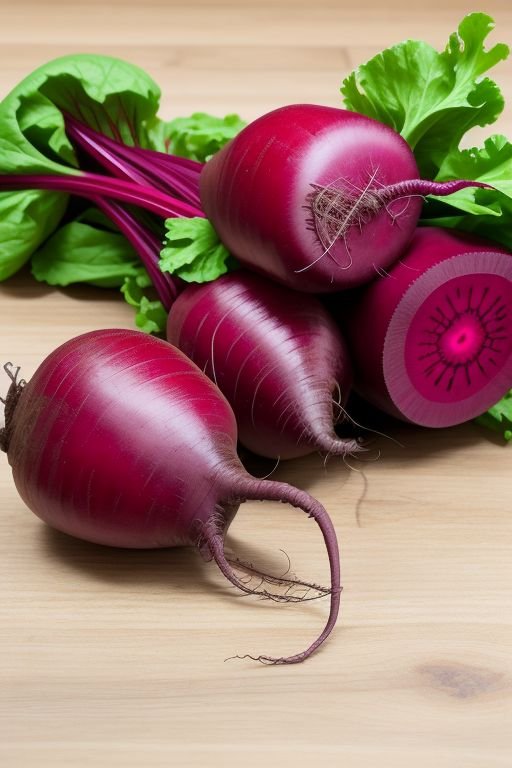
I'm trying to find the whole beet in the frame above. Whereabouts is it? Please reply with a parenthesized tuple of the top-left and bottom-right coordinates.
(167, 270, 360, 460)
(1, 329, 341, 664)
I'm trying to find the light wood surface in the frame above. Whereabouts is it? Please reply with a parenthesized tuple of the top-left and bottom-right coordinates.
(1, 2, 512, 766)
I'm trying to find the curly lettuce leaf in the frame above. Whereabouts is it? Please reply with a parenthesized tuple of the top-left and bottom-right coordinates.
(342, 13, 509, 176)
(153, 112, 246, 162)
(121, 268, 167, 334)
(159, 217, 236, 283)
(436, 134, 512, 196)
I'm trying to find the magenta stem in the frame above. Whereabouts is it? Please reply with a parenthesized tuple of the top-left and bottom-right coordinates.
(65, 114, 202, 208)
(0, 172, 205, 220)
(93, 197, 181, 309)
(378, 178, 492, 201)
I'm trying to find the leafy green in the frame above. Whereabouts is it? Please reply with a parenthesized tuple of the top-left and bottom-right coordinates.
(150, 115, 245, 283)
(421, 135, 512, 249)
(160, 217, 235, 283)
(31, 212, 140, 287)
(0, 56, 244, 287)
(0, 189, 67, 280)
(422, 207, 512, 253)
(436, 133, 512, 199)
(0, 54, 164, 280)
(121, 268, 167, 334)
(341, 13, 509, 176)
(475, 392, 512, 441)
(157, 112, 246, 162)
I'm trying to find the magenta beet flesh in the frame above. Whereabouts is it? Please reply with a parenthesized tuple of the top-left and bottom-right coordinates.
(343, 228, 512, 427)
(167, 271, 359, 459)
(200, 104, 422, 292)
(2, 329, 341, 664)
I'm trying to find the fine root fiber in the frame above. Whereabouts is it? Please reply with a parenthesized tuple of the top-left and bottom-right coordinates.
(0, 362, 26, 453)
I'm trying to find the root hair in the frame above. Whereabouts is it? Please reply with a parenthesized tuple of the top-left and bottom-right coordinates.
(0, 362, 26, 454)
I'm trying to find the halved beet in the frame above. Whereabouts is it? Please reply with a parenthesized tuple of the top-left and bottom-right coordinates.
(342, 227, 512, 427)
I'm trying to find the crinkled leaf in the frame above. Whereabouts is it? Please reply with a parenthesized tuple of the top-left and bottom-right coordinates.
(476, 392, 512, 441)
(121, 269, 167, 334)
(0, 189, 67, 280)
(341, 13, 509, 176)
(436, 134, 512, 194)
(421, 207, 512, 253)
(32, 215, 139, 287)
(425, 135, 512, 247)
(153, 112, 246, 162)
(160, 217, 235, 283)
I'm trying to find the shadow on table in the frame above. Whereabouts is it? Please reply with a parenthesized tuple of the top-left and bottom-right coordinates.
(40, 524, 223, 594)
(239, 415, 492, 497)
(39, 521, 324, 610)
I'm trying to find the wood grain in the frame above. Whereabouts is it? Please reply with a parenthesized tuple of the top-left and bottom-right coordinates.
(1, 2, 512, 766)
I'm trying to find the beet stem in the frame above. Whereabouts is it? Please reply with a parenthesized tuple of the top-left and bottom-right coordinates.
(205, 478, 341, 664)
(0, 173, 204, 219)
(64, 114, 202, 208)
(377, 178, 492, 201)
(92, 197, 180, 309)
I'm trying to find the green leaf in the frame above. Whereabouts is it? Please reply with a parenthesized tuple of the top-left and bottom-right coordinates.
(31, 215, 140, 288)
(0, 54, 163, 280)
(74, 206, 123, 232)
(160, 217, 235, 283)
(121, 269, 167, 334)
(154, 112, 246, 162)
(0, 53, 162, 172)
(424, 135, 512, 249)
(341, 13, 509, 176)
(475, 392, 512, 441)
(0, 189, 67, 280)
(436, 134, 512, 192)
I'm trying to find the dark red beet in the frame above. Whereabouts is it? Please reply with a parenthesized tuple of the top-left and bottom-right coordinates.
(1, 329, 341, 664)
(167, 271, 360, 460)
(342, 228, 512, 427)
(200, 105, 486, 293)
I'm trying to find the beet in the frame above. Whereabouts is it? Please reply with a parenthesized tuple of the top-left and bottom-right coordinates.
(342, 228, 512, 427)
(1, 329, 341, 664)
(167, 270, 360, 460)
(199, 104, 486, 293)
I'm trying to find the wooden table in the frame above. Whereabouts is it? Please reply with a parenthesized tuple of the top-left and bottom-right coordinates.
(1, 2, 512, 765)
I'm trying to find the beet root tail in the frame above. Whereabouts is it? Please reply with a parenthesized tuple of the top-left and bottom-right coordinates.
(204, 478, 341, 664)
